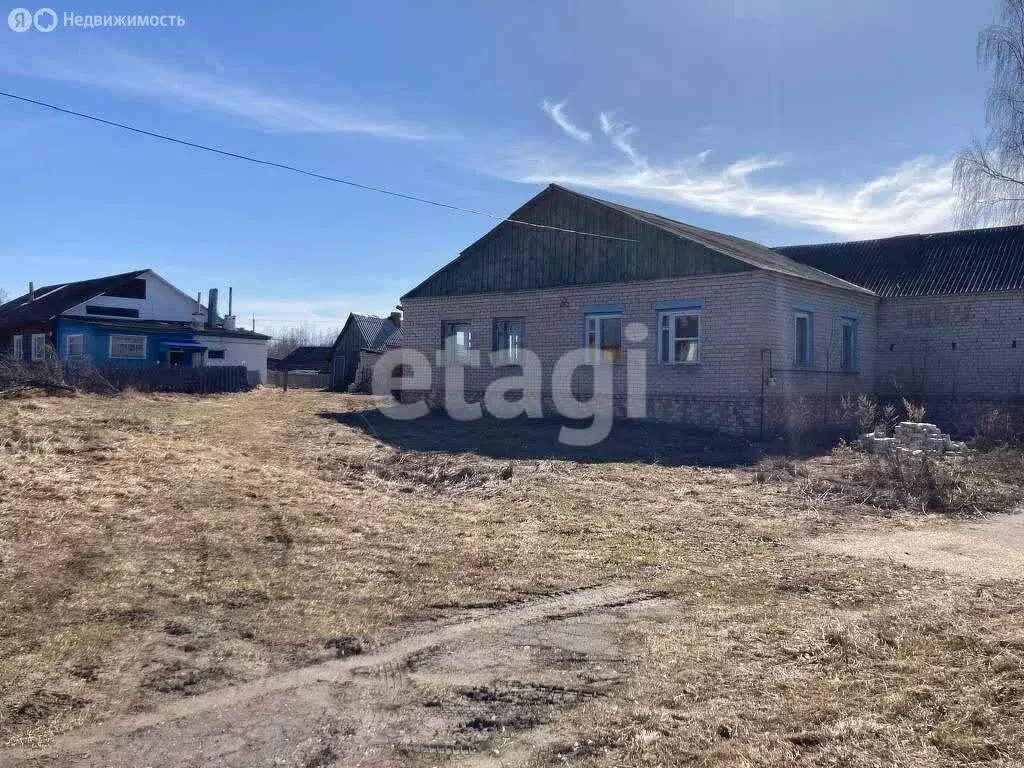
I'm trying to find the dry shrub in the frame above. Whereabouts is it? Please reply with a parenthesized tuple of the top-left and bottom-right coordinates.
(972, 408, 1023, 449)
(822, 449, 1021, 518)
(753, 457, 808, 484)
(321, 447, 516, 496)
(901, 398, 927, 423)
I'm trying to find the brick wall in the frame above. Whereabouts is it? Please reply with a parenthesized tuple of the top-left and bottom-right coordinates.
(399, 271, 879, 437)
(876, 292, 1024, 398)
(875, 292, 1024, 436)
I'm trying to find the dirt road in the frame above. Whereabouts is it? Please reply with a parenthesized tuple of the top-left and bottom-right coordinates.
(8, 584, 673, 767)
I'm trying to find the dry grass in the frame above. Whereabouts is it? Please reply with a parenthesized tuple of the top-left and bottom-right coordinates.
(1, 389, 1022, 765)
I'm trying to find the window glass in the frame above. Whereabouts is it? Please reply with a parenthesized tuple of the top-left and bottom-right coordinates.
(66, 335, 84, 357)
(585, 314, 622, 363)
(31, 334, 46, 361)
(445, 322, 472, 361)
(840, 318, 858, 369)
(110, 335, 146, 359)
(494, 319, 525, 362)
(658, 310, 700, 363)
(795, 312, 811, 365)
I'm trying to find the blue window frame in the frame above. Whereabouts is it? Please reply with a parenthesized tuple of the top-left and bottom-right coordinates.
(794, 307, 814, 366)
(839, 312, 860, 370)
(582, 305, 624, 363)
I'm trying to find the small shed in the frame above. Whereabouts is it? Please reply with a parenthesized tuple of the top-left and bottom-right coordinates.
(278, 346, 331, 373)
(328, 312, 401, 391)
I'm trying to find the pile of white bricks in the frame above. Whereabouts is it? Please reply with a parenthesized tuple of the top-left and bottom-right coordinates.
(860, 422, 966, 456)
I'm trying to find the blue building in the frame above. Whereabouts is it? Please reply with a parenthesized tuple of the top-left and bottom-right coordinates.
(0, 270, 271, 383)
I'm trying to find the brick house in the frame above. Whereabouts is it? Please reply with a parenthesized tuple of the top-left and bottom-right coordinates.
(397, 184, 1024, 437)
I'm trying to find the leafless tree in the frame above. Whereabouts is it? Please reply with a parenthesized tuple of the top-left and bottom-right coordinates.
(954, 0, 1024, 226)
(266, 322, 340, 359)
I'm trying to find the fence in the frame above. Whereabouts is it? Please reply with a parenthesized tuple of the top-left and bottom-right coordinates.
(61, 363, 251, 394)
(267, 370, 329, 389)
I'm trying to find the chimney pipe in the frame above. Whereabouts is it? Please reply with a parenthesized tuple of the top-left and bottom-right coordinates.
(389, 310, 402, 328)
(228, 287, 233, 316)
(207, 288, 219, 328)
(28, 282, 34, 301)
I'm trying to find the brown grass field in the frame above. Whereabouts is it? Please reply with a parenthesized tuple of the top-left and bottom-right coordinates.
(1, 388, 1023, 766)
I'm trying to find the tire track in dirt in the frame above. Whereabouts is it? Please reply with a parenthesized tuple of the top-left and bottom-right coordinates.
(8, 583, 663, 766)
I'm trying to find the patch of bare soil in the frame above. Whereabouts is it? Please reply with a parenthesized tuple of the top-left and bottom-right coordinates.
(806, 511, 1024, 582)
(8, 585, 671, 767)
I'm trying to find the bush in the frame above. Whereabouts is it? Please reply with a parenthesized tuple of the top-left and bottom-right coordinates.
(901, 398, 927, 423)
(972, 408, 1022, 450)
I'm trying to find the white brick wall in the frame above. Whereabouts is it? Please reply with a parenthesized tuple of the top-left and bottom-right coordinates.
(877, 292, 1024, 398)
(400, 271, 880, 435)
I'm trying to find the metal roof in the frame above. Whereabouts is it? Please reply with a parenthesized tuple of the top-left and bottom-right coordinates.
(775, 225, 1024, 297)
(279, 346, 331, 372)
(351, 314, 401, 351)
(0, 270, 146, 329)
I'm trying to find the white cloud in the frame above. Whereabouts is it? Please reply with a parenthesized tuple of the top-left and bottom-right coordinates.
(241, 293, 400, 336)
(598, 111, 641, 165)
(0, 46, 440, 141)
(541, 100, 592, 143)
(490, 112, 955, 239)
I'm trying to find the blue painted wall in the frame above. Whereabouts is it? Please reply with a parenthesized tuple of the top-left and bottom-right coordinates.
(55, 319, 198, 368)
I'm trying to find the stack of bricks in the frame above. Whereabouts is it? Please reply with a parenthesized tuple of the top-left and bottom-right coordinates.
(860, 422, 965, 456)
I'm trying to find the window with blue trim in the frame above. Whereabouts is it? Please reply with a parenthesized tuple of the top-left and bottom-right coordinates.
(658, 308, 700, 363)
(584, 313, 622, 363)
(840, 316, 859, 370)
(65, 334, 84, 357)
(794, 310, 813, 366)
(443, 321, 473, 362)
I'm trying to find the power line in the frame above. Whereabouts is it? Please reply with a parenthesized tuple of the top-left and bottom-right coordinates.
(0, 89, 638, 243)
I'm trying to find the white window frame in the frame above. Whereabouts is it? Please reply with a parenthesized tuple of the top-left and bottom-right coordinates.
(444, 322, 473, 363)
(658, 309, 701, 364)
(30, 333, 46, 362)
(839, 316, 859, 370)
(65, 334, 85, 358)
(109, 334, 147, 360)
(794, 310, 813, 366)
(493, 317, 525, 364)
(584, 313, 623, 364)
(12, 335, 23, 360)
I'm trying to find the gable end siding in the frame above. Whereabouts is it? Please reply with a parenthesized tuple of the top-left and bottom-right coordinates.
(403, 188, 751, 299)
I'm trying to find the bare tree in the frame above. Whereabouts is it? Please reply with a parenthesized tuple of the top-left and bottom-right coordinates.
(954, 0, 1024, 226)
(266, 322, 340, 359)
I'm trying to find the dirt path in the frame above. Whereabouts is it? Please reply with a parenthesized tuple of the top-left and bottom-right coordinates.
(7, 584, 672, 767)
(805, 512, 1024, 582)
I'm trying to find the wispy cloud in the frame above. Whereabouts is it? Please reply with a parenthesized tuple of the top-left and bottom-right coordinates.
(540, 99, 592, 143)
(243, 292, 400, 335)
(490, 111, 954, 239)
(598, 111, 640, 164)
(0, 46, 440, 141)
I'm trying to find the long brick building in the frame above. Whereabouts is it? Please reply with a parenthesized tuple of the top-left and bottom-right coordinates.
(397, 184, 1024, 437)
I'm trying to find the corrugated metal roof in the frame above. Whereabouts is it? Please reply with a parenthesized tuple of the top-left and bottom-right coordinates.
(775, 225, 1024, 297)
(0, 270, 147, 329)
(352, 314, 401, 351)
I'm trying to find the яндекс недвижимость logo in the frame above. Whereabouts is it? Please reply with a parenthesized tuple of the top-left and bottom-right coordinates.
(8, 7, 56, 31)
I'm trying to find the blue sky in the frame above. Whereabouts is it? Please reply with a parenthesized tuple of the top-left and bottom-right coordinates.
(0, 0, 999, 333)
